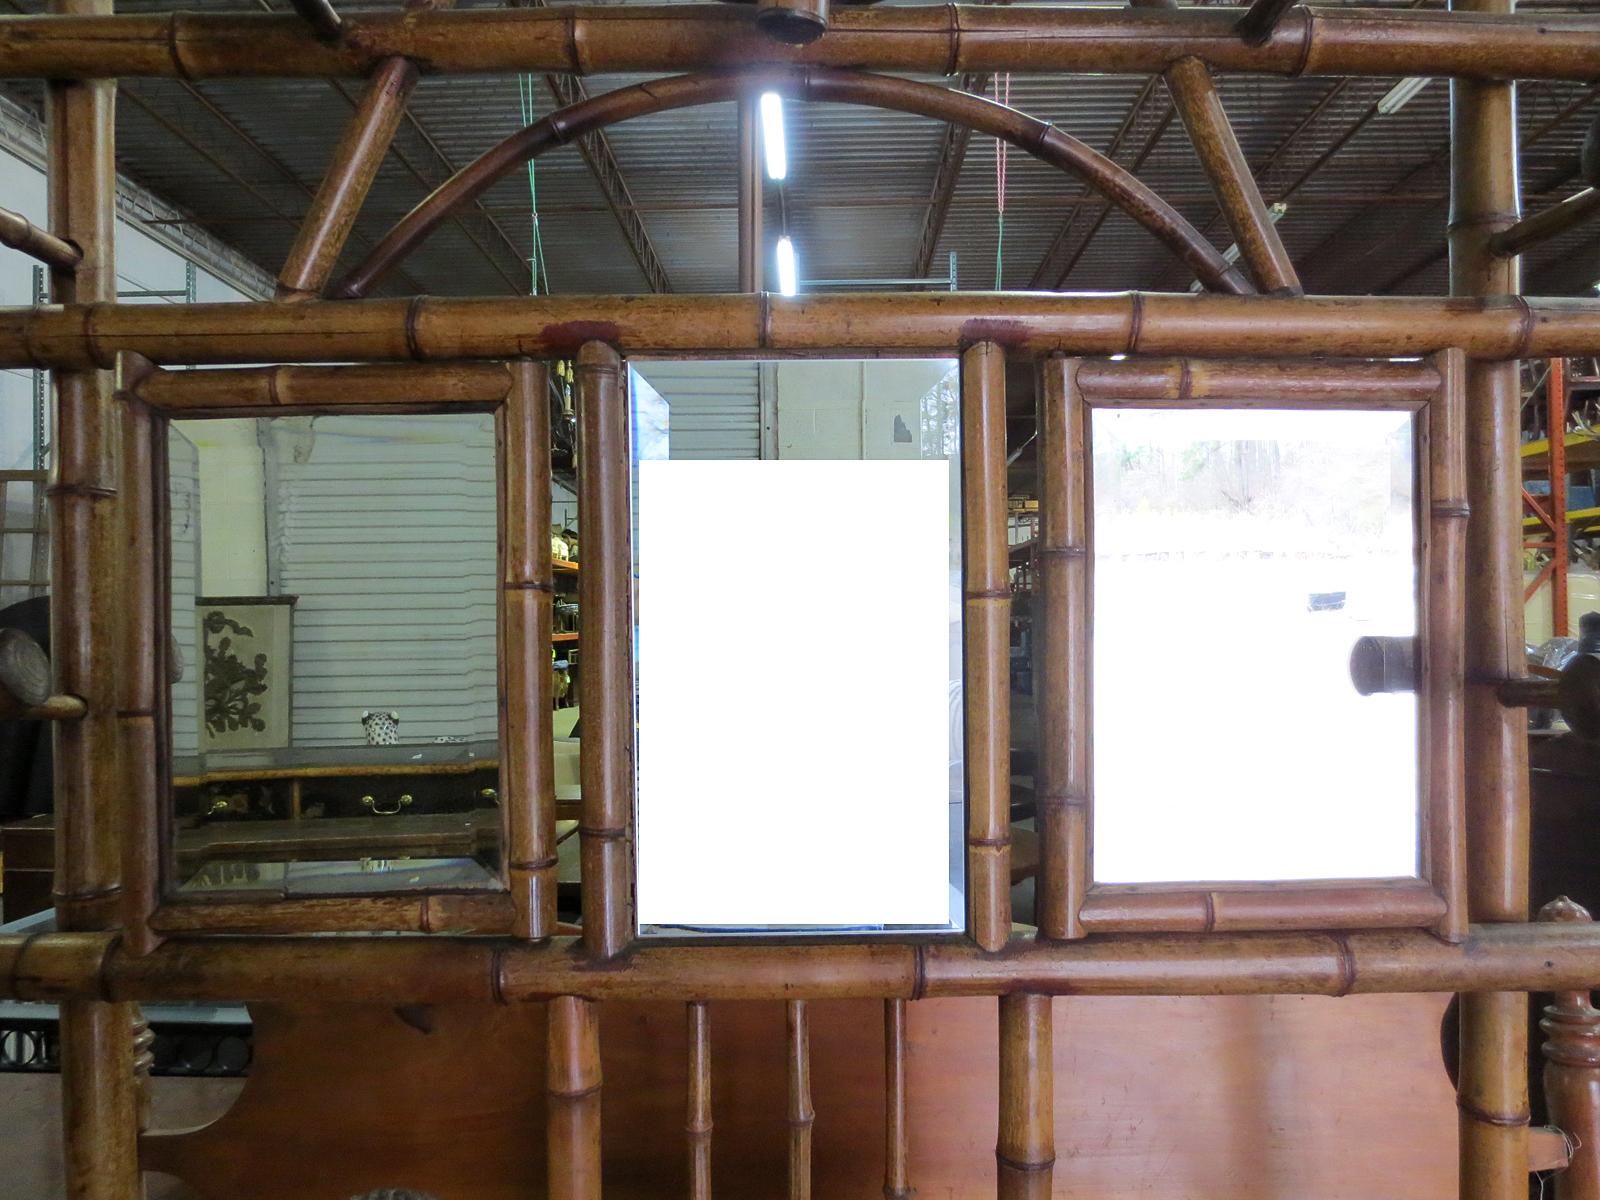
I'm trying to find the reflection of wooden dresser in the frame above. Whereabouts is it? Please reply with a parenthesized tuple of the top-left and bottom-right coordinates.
(0, 812, 53, 921)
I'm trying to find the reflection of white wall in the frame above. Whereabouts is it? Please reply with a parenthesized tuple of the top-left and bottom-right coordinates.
(183, 420, 269, 596)
(774, 361, 956, 460)
(168, 428, 203, 758)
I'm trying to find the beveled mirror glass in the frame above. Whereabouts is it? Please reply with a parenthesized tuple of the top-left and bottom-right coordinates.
(629, 359, 965, 936)
(1090, 407, 1420, 884)
(166, 414, 503, 898)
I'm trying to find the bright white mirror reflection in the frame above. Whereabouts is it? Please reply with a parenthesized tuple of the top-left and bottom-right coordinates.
(631, 360, 963, 934)
(759, 91, 787, 180)
(1090, 408, 1420, 884)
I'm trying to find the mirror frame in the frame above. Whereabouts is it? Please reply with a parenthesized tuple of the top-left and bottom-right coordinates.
(133, 361, 552, 937)
(1035, 352, 1468, 940)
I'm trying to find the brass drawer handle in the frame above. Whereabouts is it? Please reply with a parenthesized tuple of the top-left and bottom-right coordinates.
(361, 793, 413, 816)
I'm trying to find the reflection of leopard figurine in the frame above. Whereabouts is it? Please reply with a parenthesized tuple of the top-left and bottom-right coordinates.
(361, 710, 400, 746)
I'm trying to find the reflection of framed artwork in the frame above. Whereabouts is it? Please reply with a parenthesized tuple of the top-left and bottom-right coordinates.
(196, 595, 295, 752)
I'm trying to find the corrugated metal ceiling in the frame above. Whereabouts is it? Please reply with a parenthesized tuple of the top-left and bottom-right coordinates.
(0, 0, 1595, 299)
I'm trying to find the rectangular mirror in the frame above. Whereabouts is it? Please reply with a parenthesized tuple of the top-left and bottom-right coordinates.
(166, 414, 504, 898)
(630, 359, 965, 935)
(1089, 407, 1420, 884)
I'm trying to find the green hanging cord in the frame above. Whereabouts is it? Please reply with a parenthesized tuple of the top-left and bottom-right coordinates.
(518, 73, 551, 296)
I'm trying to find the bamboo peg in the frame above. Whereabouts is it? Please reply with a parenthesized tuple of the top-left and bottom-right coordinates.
(1538, 897, 1600, 1200)
(787, 1000, 814, 1200)
(997, 993, 1054, 1200)
(576, 340, 634, 960)
(0, 204, 80, 271)
(687, 1002, 712, 1200)
(1035, 357, 1087, 941)
(963, 341, 1012, 952)
(548, 995, 602, 1200)
(501, 359, 558, 939)
(883, 999, 911, 1200)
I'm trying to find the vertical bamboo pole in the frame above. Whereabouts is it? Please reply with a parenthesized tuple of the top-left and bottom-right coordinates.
(963, 341, 1012, 951)
(997, 993, 1054, 1200)
(687, 1002, 713, 1200)
(883, 998, 911, 1200)
(501, 358, 557, 938)
(787, 1000, 814, 1200)
(47, 0, 141, 1192)
(1132, 0, 1299, 294)
(1429, 348, 1470, 945)
(1549, 357, 1569, 638)
(1035, 357, 1087, 941)
(1450, 0, 1531, 1191)
(576, 340, 634, 960)
(548, 995, 602, 1200)
(1538, 897, 1600, 1200)
(738, 95, 763, 293)
(116, 360, 160, 956)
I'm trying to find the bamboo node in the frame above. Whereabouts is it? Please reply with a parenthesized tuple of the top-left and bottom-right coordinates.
(1456, 1097, 1531, 1128)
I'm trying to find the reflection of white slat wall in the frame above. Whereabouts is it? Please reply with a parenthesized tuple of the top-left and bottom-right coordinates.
(631, 361, 761, 460)
(272, 415, 498, 747)
(168, 427, 202, 757)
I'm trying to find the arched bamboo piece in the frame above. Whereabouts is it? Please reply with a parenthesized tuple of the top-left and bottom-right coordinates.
(787, 1000, 814, 1200)
(1134, 0, 1300, 295)
(501, 358, 558, 940)
(997, 993, 1053, 1199)
(331, 68, 1252, 300)
(2, 6, 1599, 83)
(687, 1002, 713, 1200)
(0, 204, 80, 270)
(576, 340, 633, 961)
(1450, 0, 1532, 1189)
(1539, 897, 1600, 1200)
(1035, 357, 1087, 941)
(548, 995, 603, 1200)
(883, 999, 910, 1200)
(1076, 357, 1441, 402)
(963, 341, 1012, 953)
(7, 293, 1600, 369)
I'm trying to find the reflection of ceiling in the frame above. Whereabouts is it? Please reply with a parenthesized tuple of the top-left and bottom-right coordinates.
(3, 0, 1597, 305)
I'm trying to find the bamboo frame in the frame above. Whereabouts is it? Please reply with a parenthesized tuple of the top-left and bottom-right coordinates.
(883, 999, 910, 1200)
(1054, 357, 1466, 937)
(5, 293, 1599, 370)
(1450, 0, 1533, 1191)
(332, 68, 1250, 300)
(963, 341, 1011, 952)
(1, 6, 1597, 83)
(575, 340, 634, 960)
(787, 1000, 814, 1200)
(686, 1002, 712, 1200)
(1490, 187, 1600, 259)
(12, 923, 1600, 1004)
(548, 995, 603, 1200)
(997, 994, 1053, 1199)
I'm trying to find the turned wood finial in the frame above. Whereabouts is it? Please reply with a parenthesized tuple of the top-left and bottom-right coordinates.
(0, 627, 52, 707)
(1540, 896, 1594, 926)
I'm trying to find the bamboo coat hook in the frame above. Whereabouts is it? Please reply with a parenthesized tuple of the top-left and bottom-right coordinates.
(0, 627, 86, 720)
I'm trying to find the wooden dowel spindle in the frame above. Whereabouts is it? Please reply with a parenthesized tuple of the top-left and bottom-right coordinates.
(883, 998, 911, 1199)
(576, 340, 634, 960)
(548, 995, 602, 1200)
(687, 1002, 712, 1200)
(997, 993, 1054, 1199)
(787, 1000, 814, 1200)
(502, 358, 557, 939)
(963, 341, 1012, 951)
(1538, 898, 1600, 1200)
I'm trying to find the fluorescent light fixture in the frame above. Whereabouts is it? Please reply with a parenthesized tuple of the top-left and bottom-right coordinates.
(775, 235, 798, 296)
(760, 91, 787, 181)
(1378, 76, 1433, 116)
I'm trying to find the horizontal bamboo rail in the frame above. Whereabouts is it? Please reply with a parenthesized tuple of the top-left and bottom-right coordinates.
(0, 204, 80, 270)
(334, 68, 1250, 299)
(1078, 881, 1447, 933)
(11, 925, 1600, 1004)
(3, 293, 1599, 369)
(129, 361, 514, 415)
(0, 6, 1596, 81)
(1075, 356, 1441, 402)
